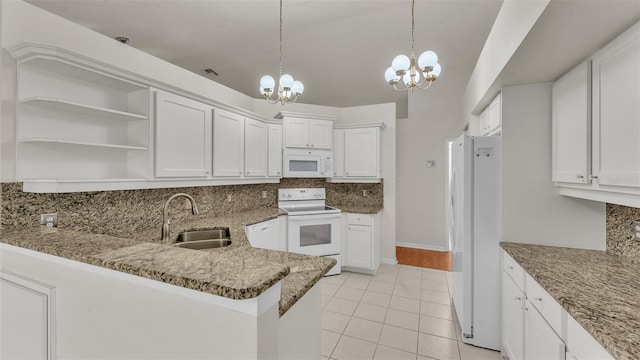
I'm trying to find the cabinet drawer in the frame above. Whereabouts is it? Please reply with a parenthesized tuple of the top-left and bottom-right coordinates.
(526, 274, 564, 339)
(347, 213, 371, 226)
(503, 252, 525, 291)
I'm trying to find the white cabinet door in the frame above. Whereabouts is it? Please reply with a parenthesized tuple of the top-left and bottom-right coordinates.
(245, 218, 284, 251)
(552, 61, 591, 184)
(488, 93, 502, 135)
(480, 108, 490, 135)
(310, 120, 333, 149)
(1, 271, 55, 360)
(284, 117, 310, 148)
(502, 272, 524, 360)
(592, 22, 640, 188)
(213, 109, 244, 177)
(244, 118, 267, 177)
(268, 124, 283, 177)
(155, 90, 211, 177)
(333, 129, 345, 177)
(345, 224, 373, 269)
(345, 128, 379, 177)
(525, 304, 566, 360)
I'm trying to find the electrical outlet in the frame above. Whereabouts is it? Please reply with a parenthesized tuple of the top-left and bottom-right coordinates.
(635, 221, 640, 240)
(227, 194, 232, 202)
(40, 213, 57, 227)
(261, 191, 268, 199)
(362, 190, 367, 197)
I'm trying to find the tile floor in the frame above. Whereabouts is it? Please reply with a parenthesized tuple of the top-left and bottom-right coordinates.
(320, 264, 502, 360)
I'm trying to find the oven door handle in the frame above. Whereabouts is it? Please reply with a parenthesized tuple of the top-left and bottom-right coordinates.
(286, 213, 341, 222)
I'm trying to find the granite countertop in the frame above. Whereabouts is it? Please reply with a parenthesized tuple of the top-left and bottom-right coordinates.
(332, 205, 383, 214)
(501, 242, 640, 360)
(0, 208, 335, 316)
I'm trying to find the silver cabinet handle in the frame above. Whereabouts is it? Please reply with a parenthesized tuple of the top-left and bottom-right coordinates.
(515, 297, 522, 301)
(508, 266, 514, 270)
(534, 297, 543, 301)
(306, 144, 309, 147)
(576, 175, 584, 179)
(247, 171, 250, 175)
(589, 175, 598, 180)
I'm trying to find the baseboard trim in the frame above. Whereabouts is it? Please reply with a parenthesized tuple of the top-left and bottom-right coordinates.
(396, 246, 451, 271)
(381, 257, 398, 265)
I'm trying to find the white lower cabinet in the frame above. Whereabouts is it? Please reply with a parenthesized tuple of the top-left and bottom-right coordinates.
(341, 212, 381, 274)
(0, 271, 56, 360)
(501, 250, 613, 360)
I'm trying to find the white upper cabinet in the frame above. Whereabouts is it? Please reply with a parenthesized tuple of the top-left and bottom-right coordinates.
(478, 93, 502, 136)
(552, 61, 591, 184)
(331, 124, 383, 182)
(244, 118, 268, 177)
(345, 128, 380, 177)
(213, 109, 244, 177)
(333, 130, 345, 177)
(268, 124, 283, 178)
(592, 21, 640, 188)
(553, 21, 640, 207)
(278, 111, 335, 150)
(155, 90, 212, 178)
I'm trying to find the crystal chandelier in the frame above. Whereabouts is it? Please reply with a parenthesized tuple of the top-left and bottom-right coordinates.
(385, 0, 441, 91)
(259, 0, 303, 104)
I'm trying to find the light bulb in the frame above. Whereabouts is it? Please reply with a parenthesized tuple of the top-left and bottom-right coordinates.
(432, 63, 441, 77)
(403, 72, 412, 86)
(260, 75, 275, 90)
(279, 74, 294, 89)
(391, 55, 410, 73)
(418, 51, 438, 70)
(385, 66, 400, 83)
(291, 80, 304, 94)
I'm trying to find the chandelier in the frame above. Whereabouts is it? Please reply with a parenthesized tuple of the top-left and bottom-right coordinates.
(259, 0, 303, 105)
(385, 0, 441, 91)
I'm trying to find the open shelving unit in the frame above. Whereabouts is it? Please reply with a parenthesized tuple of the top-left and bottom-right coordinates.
(10, 43, 152, 191)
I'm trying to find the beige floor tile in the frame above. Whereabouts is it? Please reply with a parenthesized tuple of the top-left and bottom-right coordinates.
(418, 356, 439, 360)
(322, 310, 351, 333)
(361, 290, 392, 307)
(421, 278, 449, 292)
(419, 315, 458, 340)
(422, 271, 447, 282)
(374, 344, 417, 360)
(377, 264, 399, 275)
(344, 317, 383, 343)
(372, 272, 398, 284)
(398, 267, 423, 279)
(458, 341, 502, 360)
(393, 284, 422, 299)
(367, 280, 395, 294)
(322, 294, 332, 309)
(353, 302, 388, 323)
(454, 318, 463, 341)
(420, 301, 454, 320)
(321, 329, 341, 357)
(322, 273, 350, 286)
(421, 288, 451, 305)
(378, 324, 419, 352)
(389, 295, 420, 314)
(332, 335, 377, 360)
(335, 286, 365, 301)
(385, 308, 420, 331)
(325, 297, 359, 316)
(418, 333, 460, 360)
(322, 283, 340, 297)
(396, 276, 422, 288)
(343, 275, 372, 290)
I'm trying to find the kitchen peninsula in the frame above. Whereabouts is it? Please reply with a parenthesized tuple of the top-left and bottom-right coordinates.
(0, 207, 335, 359)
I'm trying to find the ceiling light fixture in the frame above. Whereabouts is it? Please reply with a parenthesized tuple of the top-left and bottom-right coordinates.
(385, 0, 441, 91)
(259, 0, 303, 105)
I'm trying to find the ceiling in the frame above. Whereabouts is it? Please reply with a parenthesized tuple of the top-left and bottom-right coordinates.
(25, 0, 503, 108)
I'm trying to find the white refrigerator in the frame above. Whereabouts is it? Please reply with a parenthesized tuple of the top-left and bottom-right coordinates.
(449, 134, 501, 351)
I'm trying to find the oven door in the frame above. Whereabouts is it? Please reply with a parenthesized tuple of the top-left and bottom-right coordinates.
(287, 213, 341, 256)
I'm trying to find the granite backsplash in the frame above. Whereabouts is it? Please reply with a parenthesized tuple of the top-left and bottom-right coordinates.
(0, 179, 382, 239)
(606, 203, 640, 262)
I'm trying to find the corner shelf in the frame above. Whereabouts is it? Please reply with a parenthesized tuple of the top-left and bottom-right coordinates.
(19, 138, 148, 151)
(20, 97, 148, 121)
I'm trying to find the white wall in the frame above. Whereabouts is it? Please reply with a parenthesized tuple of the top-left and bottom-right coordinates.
(501, 83, 605, 250)
(340, 103, 397, 263)
(463, 0, 550, 118)
(397, 70, 470, 251)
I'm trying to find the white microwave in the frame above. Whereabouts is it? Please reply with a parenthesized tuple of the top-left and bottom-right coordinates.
(283, 149, 333, 178)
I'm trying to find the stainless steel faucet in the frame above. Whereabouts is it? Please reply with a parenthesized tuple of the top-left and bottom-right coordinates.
(162, 193, 200, 242)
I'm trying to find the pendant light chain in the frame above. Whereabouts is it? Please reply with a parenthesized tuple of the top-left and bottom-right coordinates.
(411, 0, 415, 57)
(279, 0, 283, 78)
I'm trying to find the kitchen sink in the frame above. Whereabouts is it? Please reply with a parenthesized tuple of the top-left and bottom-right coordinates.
(173, 228, 232, 250)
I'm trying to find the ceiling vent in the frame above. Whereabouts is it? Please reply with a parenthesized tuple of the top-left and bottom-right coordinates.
(203, 68, 219, 76)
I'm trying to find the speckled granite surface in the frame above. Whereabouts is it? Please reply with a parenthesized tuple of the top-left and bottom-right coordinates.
(606, 204, 640, 262)
(0, 208, 335, 316)
(501, 242, 640, 360)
